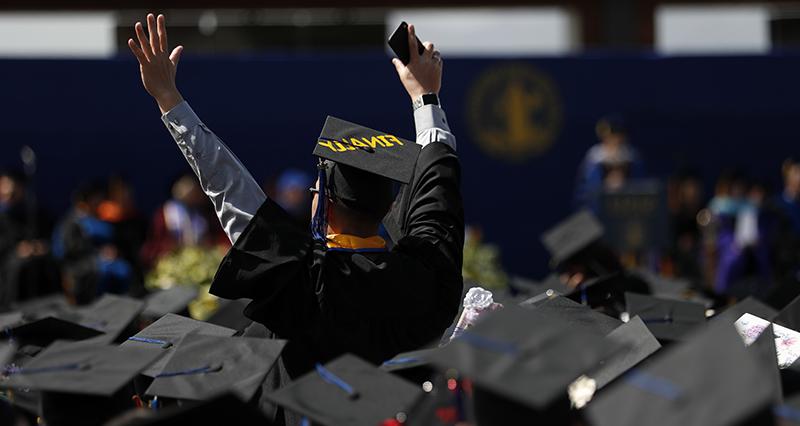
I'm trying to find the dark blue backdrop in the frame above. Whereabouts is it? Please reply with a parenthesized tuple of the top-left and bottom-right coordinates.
(2, 52, 800, 279)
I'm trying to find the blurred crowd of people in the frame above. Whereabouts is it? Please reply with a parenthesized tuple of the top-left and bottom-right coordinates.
(4, 114, 800, 311)
(574, 115, 800, 307)
(0, 167, 314, 309)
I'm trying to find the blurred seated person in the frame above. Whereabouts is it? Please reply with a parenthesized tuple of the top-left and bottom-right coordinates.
(774, 157, 800, 231)
(140, 173, 227, 270)
(0, 170, 60, 307)
(704, 170, 772, 298)
(265, 169, 313, 227)
(765, 158, 800, 304)
(575, 115, 645, 209)
(52, 181, 135, 305)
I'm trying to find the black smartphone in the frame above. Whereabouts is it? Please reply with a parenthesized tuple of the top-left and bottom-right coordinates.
(388, 21, 425, 65)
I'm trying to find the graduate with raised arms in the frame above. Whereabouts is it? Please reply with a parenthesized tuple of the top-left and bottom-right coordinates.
(127, 13, 463, 423)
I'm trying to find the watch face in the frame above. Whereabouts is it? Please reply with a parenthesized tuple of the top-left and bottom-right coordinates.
(422, 94, 439, 106)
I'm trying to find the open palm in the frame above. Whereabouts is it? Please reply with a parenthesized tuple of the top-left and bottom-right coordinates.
(128, 14, 184, 114)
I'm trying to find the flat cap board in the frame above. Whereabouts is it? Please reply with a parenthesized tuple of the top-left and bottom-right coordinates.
(313, 116, 420, 184)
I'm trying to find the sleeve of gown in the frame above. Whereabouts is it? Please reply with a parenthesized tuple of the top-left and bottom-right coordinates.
(385, 105, 464, 276)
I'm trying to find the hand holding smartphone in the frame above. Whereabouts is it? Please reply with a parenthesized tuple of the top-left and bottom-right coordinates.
(388, 21, 425, 65)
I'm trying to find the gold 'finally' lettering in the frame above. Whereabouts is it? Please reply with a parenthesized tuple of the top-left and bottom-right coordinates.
(320, 135, 404, 152)
(384, 135, 403, 145)
(350, 138, 369, 148)
(318, 140, 338, 152)
(335, 141, 356, 151)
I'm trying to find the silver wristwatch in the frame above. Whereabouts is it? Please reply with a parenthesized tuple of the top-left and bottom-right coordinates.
(412, 93, 440, 111)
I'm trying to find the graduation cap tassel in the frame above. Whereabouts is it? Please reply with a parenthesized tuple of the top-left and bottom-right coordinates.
(311, 162, 328, 242)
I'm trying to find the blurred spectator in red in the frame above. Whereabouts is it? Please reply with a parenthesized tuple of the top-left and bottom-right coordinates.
(140, 173, 227, 270)
(98, 175, 147, 295)
(0, 169, 60, 307)
(52, 180, 135, 304)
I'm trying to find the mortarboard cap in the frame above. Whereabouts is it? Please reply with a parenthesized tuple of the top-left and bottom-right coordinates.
(586, 320, 777, 426)
(522, 295, 622, 336)
(625, 292, 706, 343)
(142, 287, 199, 320)
(590, 316, 661, 389)
(709, 296, 777, 327)
(0, 340, 161, 426)
(121, 313, 236, 378)
(0, 340, 160, 396)
(554, 273, 648, 316)
(313, 117, 420, 220)
(313, 116, 420, 185)
(267, 353, 423, 426)
(4, 316, 104, 348)
(76, 294, 144, 344)
(145, 334, 285, 401)
(541, 210, 604, 267)
(429, 305, 621, 411)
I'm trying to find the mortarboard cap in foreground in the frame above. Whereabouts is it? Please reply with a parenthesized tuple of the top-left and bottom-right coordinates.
(590, 316, 662, 390)
(145, 334, 285, 401)
(709, 296, 777, 327)
(586, 321, 776, 426)
(267, 353, 423, 426)
(0, 340, 159, 395)
(429, 305, 621, 411)
(0, 340, 161, 426)
(121, 313, 236, 378)
(522, 295, 622, 336)
(541, 210, 604, 267)
(625, 292, 706, 343)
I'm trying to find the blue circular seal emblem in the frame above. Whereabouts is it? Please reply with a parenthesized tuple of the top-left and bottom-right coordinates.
(467, 63, 562, 161)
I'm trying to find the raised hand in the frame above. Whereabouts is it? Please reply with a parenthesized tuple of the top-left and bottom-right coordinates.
(128, 14, 184, 114)
(392, 24, 443, 101)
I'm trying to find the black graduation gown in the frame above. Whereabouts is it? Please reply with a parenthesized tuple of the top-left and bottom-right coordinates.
(211, 142, 464, 378)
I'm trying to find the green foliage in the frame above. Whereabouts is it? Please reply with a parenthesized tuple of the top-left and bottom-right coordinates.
(462, 228, 509, 291)
(145, 246, 227, 320)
